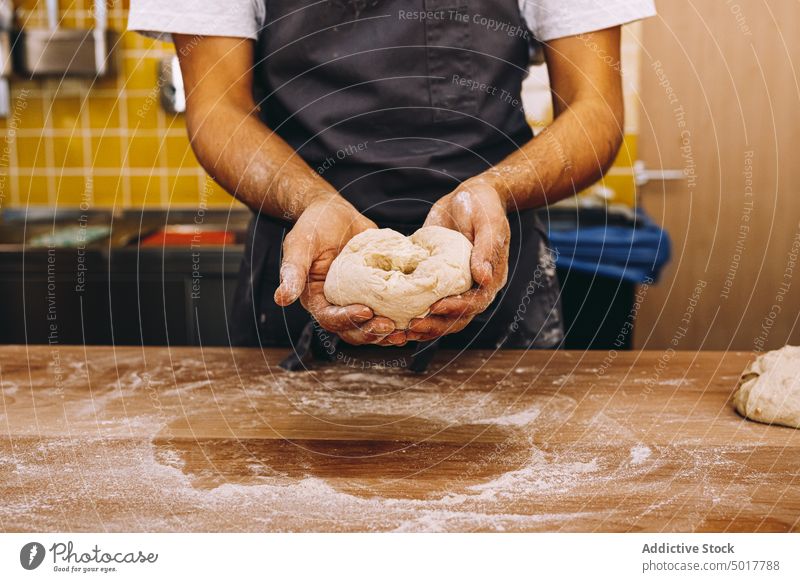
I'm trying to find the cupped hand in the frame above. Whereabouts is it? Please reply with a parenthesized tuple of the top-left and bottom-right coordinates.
(273, 195, 407, 346)
(407, 179, 511, 342)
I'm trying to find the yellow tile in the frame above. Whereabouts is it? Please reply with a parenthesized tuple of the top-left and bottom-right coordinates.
(88, 97, 121, 129)
(129, 175, 164, 207)
(92, 73, 119, 91)
(18, 176, 50, 206)
(123, 30, 145, 50)
(126, 136, 162, 168)
(611, 134, 638, 168)
(124, 30, 169, 52)
(124, 57, 159, 91)
(0, 175, 10, 205)
(15, 137, 47, 168)
(164, 135, 197, 168)
(90, 135, 123, 168)
(109, 13, 127, 30)
(14, 95, 45, 130)
(92, 175, 125, 206)
(128, 95, 161, 128)
(50, 96, 84, 130)
(0, 140, 7, 169)
(202, 178, 238, 208)
(77, 175, 95, 204)
(58, 1, 85, 27)
(53, 137, 85, 168)
(166, 114, 186, 131)
(167, 174, 203, 206)
(59, 13, 78, 29)
(30, 153, 55, 176)
(581, 173, 638, 207)
(1, 6, 238, 213)
(55, 175, 89, 205)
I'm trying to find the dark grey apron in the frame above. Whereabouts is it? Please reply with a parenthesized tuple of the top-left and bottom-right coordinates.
(230, 0, 564, 354)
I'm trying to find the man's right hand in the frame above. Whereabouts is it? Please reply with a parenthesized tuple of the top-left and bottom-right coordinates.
(273, 196, 406, 346)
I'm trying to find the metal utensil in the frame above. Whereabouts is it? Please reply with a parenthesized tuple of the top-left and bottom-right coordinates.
(0, 0, 11, 77)
(13, 0, 118, 77)
(159, 55, 185, 114)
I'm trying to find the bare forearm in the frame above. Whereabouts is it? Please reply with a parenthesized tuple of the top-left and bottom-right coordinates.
(472, 27, 624, 212)
(185, 101, 343, 220)
(476, 96, 623, 212)
(173, 34, 345, 221)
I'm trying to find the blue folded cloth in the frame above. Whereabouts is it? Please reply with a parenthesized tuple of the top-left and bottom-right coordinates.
(547, 211, 671, 284)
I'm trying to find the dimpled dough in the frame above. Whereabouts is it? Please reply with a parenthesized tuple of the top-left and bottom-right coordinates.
(733, 345, 800, 429)
(323, 226, 473, 328)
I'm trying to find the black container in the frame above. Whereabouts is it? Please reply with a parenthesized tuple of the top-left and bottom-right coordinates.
(556, 267, 636, 350)
(0, 209, 247, 347)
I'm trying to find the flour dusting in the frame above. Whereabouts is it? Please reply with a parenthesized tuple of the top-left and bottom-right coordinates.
(481, 406, 541, 427)
(629, 445, 652, 465)
(0, 347, 774, 533)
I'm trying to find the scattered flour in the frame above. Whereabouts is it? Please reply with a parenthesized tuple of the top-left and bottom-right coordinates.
(0, 349, 757, 533)
(0, 437, 602, 532)
(481, 406, 542, 427)
(632, 377, 691, 387)
(629, 445, 652, 465)
(467, 454, 601, 502)
(338, 373, 409, 388)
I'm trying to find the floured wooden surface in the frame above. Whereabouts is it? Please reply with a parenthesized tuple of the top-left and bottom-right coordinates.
(0, 346, 798, 532)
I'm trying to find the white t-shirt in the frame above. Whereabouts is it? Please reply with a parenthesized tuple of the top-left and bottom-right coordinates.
(128, 0, 655, 43)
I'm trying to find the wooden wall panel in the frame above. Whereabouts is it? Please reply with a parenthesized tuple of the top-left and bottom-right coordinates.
(635, 0, 800, 350)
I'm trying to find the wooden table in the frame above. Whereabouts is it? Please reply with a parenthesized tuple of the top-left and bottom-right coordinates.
(1, 346, 798, 532)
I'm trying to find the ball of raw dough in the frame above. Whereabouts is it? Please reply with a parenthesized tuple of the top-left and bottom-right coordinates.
(733, 345, 800, 429)
(323, 226, 473, 328)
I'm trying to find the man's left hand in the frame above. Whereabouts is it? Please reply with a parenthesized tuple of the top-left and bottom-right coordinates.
(408, 179, 511, 342)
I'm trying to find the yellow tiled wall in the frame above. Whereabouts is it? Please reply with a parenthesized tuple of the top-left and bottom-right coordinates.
(0, 2, 643, 210)
(0, 0, 233, 209)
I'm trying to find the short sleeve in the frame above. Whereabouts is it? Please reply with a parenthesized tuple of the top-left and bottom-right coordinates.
(127, 0, 266, 42)
(519, 0, 656, 42)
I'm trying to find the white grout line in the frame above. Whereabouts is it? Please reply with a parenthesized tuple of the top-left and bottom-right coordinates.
(8, 96, 20, 206)
(156, 89, 169, 206)
(42, 83, 57, 205)
(10, 88, 173, 99)
(115, 57, 131, 207)
(1, 128, 189, 138)
(13, 168, 206, 177)
(79, 85, 93, 206)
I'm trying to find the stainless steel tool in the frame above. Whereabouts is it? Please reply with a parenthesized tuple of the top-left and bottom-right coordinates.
(0, 0, 11, 117)
(159, 55, 185, 114)
(13, 0, 118, 77)
(0, 0, 11, 77)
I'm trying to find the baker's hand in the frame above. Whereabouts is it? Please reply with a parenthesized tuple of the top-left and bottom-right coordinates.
(274, 195, 406, 346)
(408, 179, 510, 342)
